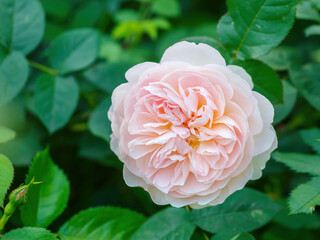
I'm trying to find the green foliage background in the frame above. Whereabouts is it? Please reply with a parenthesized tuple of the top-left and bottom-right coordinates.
(0, 0, 320, 239)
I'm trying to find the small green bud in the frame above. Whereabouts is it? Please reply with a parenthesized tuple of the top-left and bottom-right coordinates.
(8, 177, 41, 207)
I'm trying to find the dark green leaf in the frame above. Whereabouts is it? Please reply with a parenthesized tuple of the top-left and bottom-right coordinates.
(20, 148, 70, 227)
(299, 128, 320, 155)
(0, 154, 13, 208)
(274, 81, 297, 124)
(0, 0, 45, 54)
(11, 0, 45, 54)
(289, 177, 320, 214)
(2, 227, 58, 240)
(0, 51, 29, 106)
(48, 28, 99, 74)
(0, 123, 42, 166)
(274, 200, 320, 229)
(131, 207, 196, 240)
(58, 206, 146, 240)
(88, 99, 112, 142)
(272, 152, 320, 175)
(234, 60, 283, 104)
(0, 125, 16, 144)
(83, 62, 129, 93)
(192, 188, 280, 234)
(218, 0, 298, 60)
(289, 63, 320, 111)
(34, 74, 79, 133)
(211, 233, 255, 240)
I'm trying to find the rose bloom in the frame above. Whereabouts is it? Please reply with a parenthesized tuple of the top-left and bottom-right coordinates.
(108, 41, 277, 208)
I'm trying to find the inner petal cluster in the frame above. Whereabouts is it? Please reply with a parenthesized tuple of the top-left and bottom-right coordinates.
(126, 67, 249, 196)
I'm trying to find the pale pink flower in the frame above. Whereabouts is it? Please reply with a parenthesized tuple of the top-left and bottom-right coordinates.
(108, 41, 277, 208)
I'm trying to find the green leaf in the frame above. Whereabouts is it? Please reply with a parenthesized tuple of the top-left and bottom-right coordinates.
(131, 207, 195, 240)
(299, 128, 320, 155)
(305, 24, 320, 37)
(0, 0, 45, 54)
(273, 200, 320, 229)
(58, 206, 146, 240)
(257, 46, 300, 71)
(289, 177, 320, 214)
(2, 227, 58, 240)
(0, 123, 42, 166)
(83, 62, 129, 94)
(234, 60, 283, 104)
(273, 81, 297, 124)
(41, 0, 71, 20)
(218, 0, 298, 60)
(0, 51, 29, 106)
(11, 0, 45, 54)
(192, 188, 280, 234)
(20, 148, 70, 228)
(0, 125, 16, 144)
(48, 28, 99, 74)
(151, 0, 180, 18)
(289, 63, 320, 111)
(88, 100, 112, 142)
(272, 152, 320, 175)
(0, 154, 14, 208)
(296, 0, 320, 22)
(34, 74, 79, 133)
(211, 233, 255, 240)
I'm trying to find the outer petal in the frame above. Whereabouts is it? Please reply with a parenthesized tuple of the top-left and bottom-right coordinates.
(125, 62, 159, 82)
(228, 65, 254, 89)
(160, 41, 226, 66)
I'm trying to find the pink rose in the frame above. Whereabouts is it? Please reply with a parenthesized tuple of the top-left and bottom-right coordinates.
(108, 41, 277, 208)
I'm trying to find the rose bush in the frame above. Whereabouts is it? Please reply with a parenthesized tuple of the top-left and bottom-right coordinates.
(108, 41, 277, 208)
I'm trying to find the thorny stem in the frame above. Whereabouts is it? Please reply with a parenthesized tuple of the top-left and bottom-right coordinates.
(28, 60, 59, 75)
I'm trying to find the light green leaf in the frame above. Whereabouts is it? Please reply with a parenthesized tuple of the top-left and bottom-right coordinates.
(299, 128, 320, 155)
(289, 63, 320, 111)
(131, 207, 195, 240)
(192, 188, 280, 234)
(234, 60, 283, 104)
(211, 233, 255, 240)
(0, 0, 45, 54)
(305, 24, 320, 37)
(274, 81, 297, 124)
(2, 227, 58, 240)
(296, 0, 320, 22)
(0, 154, 14, 208)
(88, 100, 112, 143)
(272, 152, 320, 175)
(289, 177, 320, 214)
(257, 46, 300, 71)
(0, 51, 29, 106)
(34, 74, 79, 134)
(20, 148, 70, 228)
(48, 28, 99, 74)
(218, 0, 298, 60)
(151, 0, 180, 18)
(0, 125, 16, 144)
(58, 206, 146, 240)
(83, 62, 129, 93)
